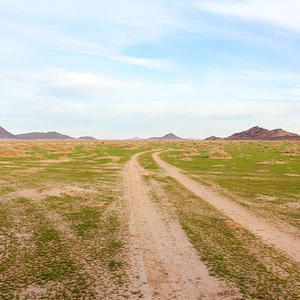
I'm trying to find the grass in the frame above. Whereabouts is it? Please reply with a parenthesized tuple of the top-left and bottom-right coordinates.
(0, 196, 90, 299)
(139, 148, 300, 299)
(160, 141, 300, 228)
(0, 140, 151, 299)
(1, 139, 299, 299)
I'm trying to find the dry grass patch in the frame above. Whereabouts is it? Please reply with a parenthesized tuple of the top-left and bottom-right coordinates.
(208, 149, 232, 159)
(181, 148, 199, 161)
(108, 156, 121, 164)
(208, 171, 224, 175)
(0, 150, 28, 157)
(181, 157, 192, 161)
(21, 168, 44, 174)
(122, 144, 137, 150)
(284, 146, 300, 155)
(218, 219, 243, 229)
(183, 148, 199, 156)
(40, 157, 72, 163)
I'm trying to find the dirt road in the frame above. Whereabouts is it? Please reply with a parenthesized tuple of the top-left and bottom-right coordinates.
(123, 153, 238, 300)
(153, 152, 300, 263)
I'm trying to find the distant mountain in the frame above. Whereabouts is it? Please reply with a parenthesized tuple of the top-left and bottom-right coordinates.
(149, 133, 183, 140)
(78, 136, 97, 140)
(15, 131, 74, 140)
(0, 125, 99, 140)
(0, 126, 15, 139)
(205, 136, 222, 141)
(227, 126, 300, 140)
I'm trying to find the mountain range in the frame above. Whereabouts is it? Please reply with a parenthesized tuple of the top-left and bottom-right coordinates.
(227, 126, 300, 140)
(0, 126, 95, 140)
(205, 126, 300, 140)
(1, 125, 299, 141)
(15, 131, 74, 140)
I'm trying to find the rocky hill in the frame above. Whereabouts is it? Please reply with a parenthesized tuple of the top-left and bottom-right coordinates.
(0, 126, 15, 139)
(204, 136, 222, 141)
(78, 136, 97, 140)
(15, 131, 74, 140)
(227, 126, 300, 140)
(149, 133, 183, 140)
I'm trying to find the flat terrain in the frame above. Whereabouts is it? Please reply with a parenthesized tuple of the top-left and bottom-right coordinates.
(0, 140, 299, 299)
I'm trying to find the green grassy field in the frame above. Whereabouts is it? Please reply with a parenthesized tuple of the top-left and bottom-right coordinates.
(0, 140, 150, 299)
(160, 141, 300, 228)
(139, 141, 300, 300)
(1, 140, 299, 299)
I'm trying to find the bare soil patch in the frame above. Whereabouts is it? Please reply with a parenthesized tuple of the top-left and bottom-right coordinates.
(18, 285, 47, 300)
(259, 160, 288, 165)
(285, 202, 300, 209)
(256, 169, 270, 173)
(10, 185, 88, 201)
(255, 194, 277, 201)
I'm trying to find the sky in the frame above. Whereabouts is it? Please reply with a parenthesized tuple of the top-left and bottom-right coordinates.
(1, 0, 300, 139)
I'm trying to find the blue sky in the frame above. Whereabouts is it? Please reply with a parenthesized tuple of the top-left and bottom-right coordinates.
(1, 0, 300, 139)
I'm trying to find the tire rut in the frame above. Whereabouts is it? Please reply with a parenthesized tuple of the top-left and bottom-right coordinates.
(123, 153, 239, 300)
(153, 152, 300, 263)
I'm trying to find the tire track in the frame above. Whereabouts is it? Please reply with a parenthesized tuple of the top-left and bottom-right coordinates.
(153, 152, 300, 263)
(124, 153, 238, 300)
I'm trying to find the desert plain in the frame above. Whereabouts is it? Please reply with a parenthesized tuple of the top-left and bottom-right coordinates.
(0, 140, 300, 299)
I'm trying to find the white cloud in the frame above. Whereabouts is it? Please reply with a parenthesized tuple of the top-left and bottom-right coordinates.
(195, 0, 300, 31)
(0, 1, 181, 70)
(0, 13, 174, 71)
(2, 67, 300, 105)
(59, 39, 173, 71)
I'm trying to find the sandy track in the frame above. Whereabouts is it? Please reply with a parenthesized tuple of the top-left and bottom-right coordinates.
(153, 152, 300, 263)
(123, 153, 238, 300)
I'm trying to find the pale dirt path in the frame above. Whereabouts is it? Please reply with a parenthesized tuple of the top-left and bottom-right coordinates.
(153, 152, 300, 263)
(123, 153, 239, 300)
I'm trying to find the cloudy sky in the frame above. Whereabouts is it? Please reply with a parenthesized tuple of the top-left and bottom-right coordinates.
(1, 0, 300, 139)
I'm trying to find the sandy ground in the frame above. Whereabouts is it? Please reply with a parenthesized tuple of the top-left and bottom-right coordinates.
(123, 153, 238, 300)
(10, 185, 88, 201)
(153, 152, 300, 263)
